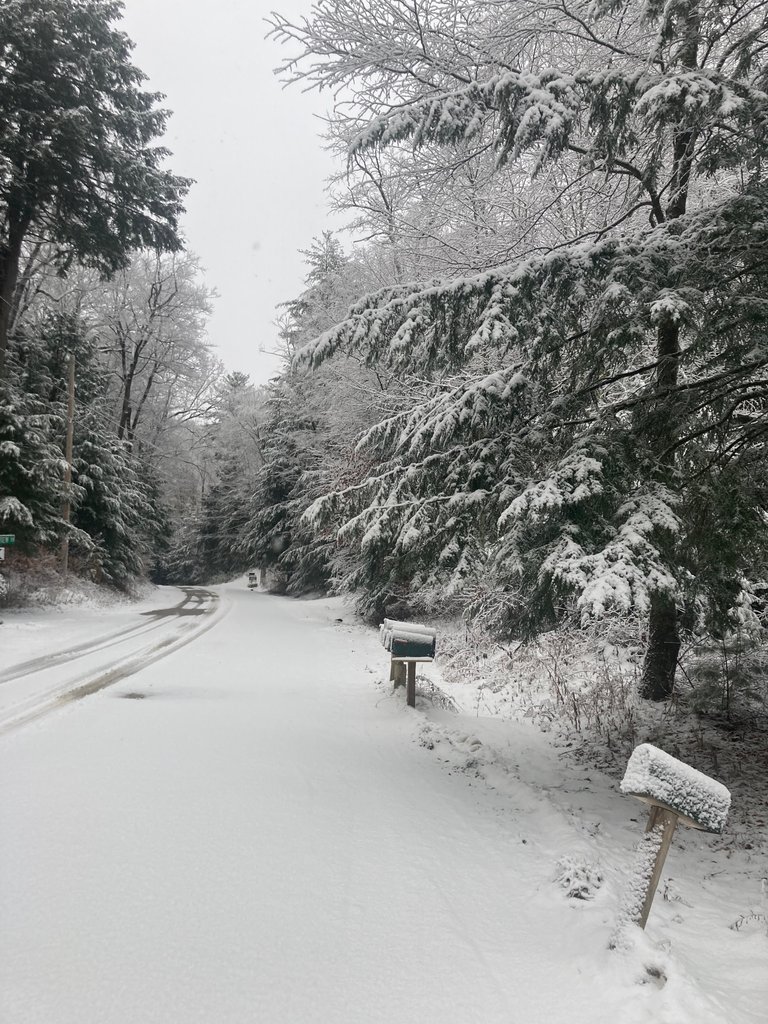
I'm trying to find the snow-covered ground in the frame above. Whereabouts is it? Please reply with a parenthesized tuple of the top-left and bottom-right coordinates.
(0, 580, 765, 1023)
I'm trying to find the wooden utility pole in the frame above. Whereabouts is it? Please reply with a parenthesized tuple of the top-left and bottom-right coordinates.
(60, 351, 75, 577)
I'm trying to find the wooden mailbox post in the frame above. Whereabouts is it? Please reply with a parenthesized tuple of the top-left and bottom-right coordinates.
(617, 743, 731, 933)
(379, 619, 437, 708)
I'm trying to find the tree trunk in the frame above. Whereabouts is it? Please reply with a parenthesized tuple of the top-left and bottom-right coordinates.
(638, 2, 700, 700)
(641, 592, 680, 701)
(0, 238, 23, 381)
(641, 594, 681, 700)
(640, 312, 682, 700)
(117, 383, 132, 441)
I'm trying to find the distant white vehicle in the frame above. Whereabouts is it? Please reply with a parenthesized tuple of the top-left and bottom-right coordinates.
(247, 571, 259, 589)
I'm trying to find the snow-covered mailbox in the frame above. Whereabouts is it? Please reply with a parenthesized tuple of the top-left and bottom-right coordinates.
(617, 743, 731, 933)
(379, 619, 437, 708)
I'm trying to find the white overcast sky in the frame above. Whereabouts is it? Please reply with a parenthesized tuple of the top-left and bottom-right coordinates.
(120, 0, 339, 386)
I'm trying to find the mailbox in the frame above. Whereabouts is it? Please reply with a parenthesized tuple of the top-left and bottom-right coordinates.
(379, 618, 437, 708)
(390, 632, 436, 660)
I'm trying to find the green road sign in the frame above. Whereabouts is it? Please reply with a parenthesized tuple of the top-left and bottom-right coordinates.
(0, 534, 15, 545)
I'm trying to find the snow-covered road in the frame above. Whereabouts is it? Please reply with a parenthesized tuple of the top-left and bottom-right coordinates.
(0, 583, 763, 1023)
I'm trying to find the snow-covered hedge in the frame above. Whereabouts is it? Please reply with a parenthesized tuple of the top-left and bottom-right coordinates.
(620, 743, 731, 834)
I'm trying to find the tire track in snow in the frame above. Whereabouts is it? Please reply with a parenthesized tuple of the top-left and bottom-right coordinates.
(0, 588, 230, 735)
(0, 587, 209, 684)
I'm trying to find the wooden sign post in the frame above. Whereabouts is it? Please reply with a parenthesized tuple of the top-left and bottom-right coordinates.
(634, 803, 681, 930)
(614, 743, 731, 940)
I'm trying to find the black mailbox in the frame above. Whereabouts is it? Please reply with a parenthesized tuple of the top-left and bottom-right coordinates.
(390, 634, 436, 660)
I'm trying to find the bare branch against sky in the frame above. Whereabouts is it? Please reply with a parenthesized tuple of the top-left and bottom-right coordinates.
(120, 0, 337, 386)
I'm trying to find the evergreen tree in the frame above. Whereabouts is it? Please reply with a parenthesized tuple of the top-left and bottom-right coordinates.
(235, 236, 390, 596)
(72, 431, 159, 583)
(237, 376, 334, 594)
(158, 371, 264, 583)
(6, 310, 169, 583)
(0, 381, 67, 550)
(0, 0, 190, 378)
